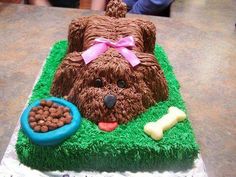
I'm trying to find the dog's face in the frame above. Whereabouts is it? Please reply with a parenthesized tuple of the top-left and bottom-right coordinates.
(67, 49, 168, 124)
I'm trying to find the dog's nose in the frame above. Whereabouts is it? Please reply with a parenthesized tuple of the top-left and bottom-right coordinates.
(104, 94, 117, 109)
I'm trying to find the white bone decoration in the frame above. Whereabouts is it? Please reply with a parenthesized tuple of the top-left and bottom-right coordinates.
(144, 107, 187, 140)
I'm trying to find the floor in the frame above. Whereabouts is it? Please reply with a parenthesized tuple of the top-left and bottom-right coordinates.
(172, 1, 236, 176)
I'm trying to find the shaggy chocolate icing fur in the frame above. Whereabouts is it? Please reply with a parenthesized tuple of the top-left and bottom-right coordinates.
(51, 0, 168, 124)
(105, 0, 127, 18)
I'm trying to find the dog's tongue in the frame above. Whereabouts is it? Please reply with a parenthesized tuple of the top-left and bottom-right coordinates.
(98, 122, 118, 132)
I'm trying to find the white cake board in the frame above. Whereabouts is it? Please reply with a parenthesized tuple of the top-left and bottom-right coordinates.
(0, 52, 208, 177)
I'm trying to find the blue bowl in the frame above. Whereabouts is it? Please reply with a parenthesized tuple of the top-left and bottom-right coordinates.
(20, 97, 82, 146)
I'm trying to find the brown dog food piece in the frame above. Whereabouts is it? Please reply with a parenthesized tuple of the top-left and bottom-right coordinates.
(64, 118, 72, 124)
(48, 123, 57, 130)
(45, 121, 51, 126)
(52, 119, 59, 123)
(32, 107, 38, 112)
(43, 106, 49, 111)
(43, 111, 50, 116)
(30, 122, 37, 128)
(29, 117, 36, 122)
(38, 120, 45, 126)
(59, 106, 63, 110)
(50, 112, 58, 118)
(63, 107, 70, 113)
(41, 126, 48, 132)
(34, 125, 41, 132)
(43, 117, 48, 122)
(66, 115, 72, 119)
(29, 111, 36, 117)
(58, 117, 64, 122)
(49, 108, 56, 113)
(59, 107, 64, 112)
(56, 109, 63, 116)
(52, 111, 60, 118)
(37, 109, 43, 114)
(56, 105, 61, 109)
(35, 114, 42, 120)
(64, 112, 70, 117)
(46, 116, 53, 122)
(50, 112, 57, 118)
(52, 103, 58, 108)
(57, 121, 64, 127)
(40, 100, 47, 106)
(61, 118, 66, 124)
(46, 101, 53, 107)
(37, 106, 43, 109)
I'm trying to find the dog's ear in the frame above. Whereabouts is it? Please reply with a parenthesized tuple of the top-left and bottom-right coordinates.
(135, 19, 156, 54)
(51, 52, 85, 97)
(68, 17, 89, 53)
(135, 52, 168, 104)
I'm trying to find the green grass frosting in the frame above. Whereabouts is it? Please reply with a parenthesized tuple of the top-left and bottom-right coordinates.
(16, 40, 199, 171)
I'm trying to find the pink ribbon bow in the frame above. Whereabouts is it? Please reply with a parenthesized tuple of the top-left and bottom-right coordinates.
(81, 36, 140, 67)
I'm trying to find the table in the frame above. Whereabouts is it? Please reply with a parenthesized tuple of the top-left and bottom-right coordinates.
(0, 3, 235, 177)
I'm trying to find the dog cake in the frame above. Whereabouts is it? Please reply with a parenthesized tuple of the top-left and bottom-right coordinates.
(16, 0, 199, 172)
(51, 0, 168, 131)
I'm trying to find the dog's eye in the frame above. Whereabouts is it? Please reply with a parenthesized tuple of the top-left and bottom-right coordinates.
(117, 80, 126, 88)
(94, 78, 103, 88)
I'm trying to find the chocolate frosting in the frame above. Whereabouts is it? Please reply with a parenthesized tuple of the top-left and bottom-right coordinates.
(105, 0, 127, 18)
(51, 0, 168, 124)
